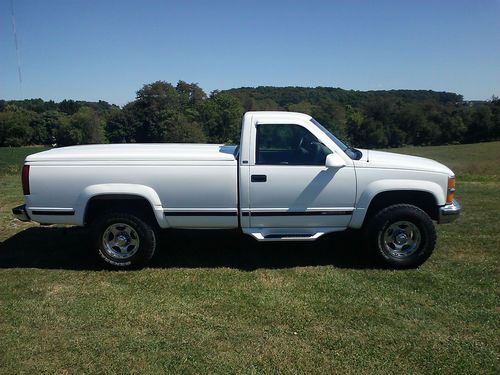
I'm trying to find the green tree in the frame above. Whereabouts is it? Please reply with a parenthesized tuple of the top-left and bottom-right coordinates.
(42, 111, 67, 145)
(106, 108, 135, 143)
(346, 109, 364, 145)
(55, 117, 82, 146)
(58, 100, 81, 115)
(198, 92, 243, 143)
(288, 101, 313, 115)
(133, 81, 181, 142)
(70, 107, 106, 144)
(465, 105, 493, 142)
(1, 84, 499, 148)
(176, 81, 206, 106)
(0, 111, 32, 146)
(163, 113, 206, 143)
(54, 107, 105, 146)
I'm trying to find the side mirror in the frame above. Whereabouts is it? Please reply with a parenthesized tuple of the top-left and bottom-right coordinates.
(325, 153, 346, 168)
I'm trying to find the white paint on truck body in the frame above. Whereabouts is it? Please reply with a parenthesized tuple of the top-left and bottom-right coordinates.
(21, 111, 455, 238)
(26, 144, 238, 228)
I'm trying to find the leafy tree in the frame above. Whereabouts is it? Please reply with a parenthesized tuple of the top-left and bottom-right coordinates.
(288, 101, 313, 116)
(133, 81, 181, 142)
(489, 97, 500, 139)
(58, 100, 81, 115)
(163, 113, 206, 143)
(42, 111, 67, 145)
(1, 82, 498, 148)
(0, 111, 32, 146)
(346, 109, 364, 145)
(56, 117, 83, 146)
(27, 112, 48, 145)
(176, 81, 206, 106)
(54, 107, 105, 146)
(72, 107, 106, 144)
(106, 108, 134, 143)
(354, 118, 388, 148)
(312, 101, 347, 139)
(198, 92, 243, 143)
(465, 105, 493, 142)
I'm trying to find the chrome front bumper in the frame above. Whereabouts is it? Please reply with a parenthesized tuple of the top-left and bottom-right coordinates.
(438, 199, 461, 224)
(12, 204, 30, 222)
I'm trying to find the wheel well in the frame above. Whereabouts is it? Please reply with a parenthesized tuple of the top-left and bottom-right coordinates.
(364, 190, 438, 223)
(84, 195, 158, 227)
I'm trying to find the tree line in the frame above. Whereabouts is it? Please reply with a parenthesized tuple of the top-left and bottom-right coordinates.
(1, 81, 499, 149)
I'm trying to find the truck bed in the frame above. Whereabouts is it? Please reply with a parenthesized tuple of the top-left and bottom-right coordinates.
(23, 143, 239, 229)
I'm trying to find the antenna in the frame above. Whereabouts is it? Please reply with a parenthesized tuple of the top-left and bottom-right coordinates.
(11, 0, 23, 94)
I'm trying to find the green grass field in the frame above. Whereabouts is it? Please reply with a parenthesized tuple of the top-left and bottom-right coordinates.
(0, 143, 499, 374)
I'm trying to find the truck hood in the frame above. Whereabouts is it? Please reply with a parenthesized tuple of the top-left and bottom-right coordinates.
(355, 149, 453, 175)
(25, 144, 238, 162)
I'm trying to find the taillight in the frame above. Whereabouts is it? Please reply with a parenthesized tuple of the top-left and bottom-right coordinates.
(22, 165, 30, 195)
(446, 176, 455, 204)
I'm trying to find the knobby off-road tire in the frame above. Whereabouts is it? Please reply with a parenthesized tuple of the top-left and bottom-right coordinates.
(365, 204, 436, 269)
(92, 211, 156, 269)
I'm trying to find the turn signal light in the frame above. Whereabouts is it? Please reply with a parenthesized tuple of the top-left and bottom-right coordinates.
(446, 176, 455, 204)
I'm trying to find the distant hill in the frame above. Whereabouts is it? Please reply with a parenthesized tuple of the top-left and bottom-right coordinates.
(224, 87, 463, 110)
(0, 82, 498, 148)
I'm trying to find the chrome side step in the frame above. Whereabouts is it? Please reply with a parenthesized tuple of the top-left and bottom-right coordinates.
(242, 227, 346, 242)
(263, 233, 323, 241)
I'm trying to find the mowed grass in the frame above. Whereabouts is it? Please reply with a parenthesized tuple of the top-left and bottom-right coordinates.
(0, 143, 499, 374)
(0, 146, 47, 175)
(387, 141, 499, 182)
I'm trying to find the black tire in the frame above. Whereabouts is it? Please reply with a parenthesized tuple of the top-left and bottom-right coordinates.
(365, 204, 436, 269)
(91, 211, 156, 269)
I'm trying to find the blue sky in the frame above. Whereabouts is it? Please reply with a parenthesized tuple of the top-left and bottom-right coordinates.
(1, 0, 499, 105)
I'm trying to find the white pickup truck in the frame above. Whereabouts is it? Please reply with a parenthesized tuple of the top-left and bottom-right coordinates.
(13, 111, 460, 269)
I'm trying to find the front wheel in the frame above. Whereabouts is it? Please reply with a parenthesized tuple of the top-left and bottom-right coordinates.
(365, 204, 436, 269)
(92, 212, 156, 269)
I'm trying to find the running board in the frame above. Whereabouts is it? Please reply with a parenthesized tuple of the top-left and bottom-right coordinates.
(261, 232, 323, 241)
(242, 227, 346, 242)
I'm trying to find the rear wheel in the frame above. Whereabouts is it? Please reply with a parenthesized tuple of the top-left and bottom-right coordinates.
(365, 204, 436, 268)
(92, 212, 156, 269)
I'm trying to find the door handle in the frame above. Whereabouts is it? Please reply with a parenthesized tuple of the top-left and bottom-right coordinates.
(251, 174, 267, 182)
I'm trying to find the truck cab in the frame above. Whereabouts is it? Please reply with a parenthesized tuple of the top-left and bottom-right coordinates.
(238, 112, 357, 240)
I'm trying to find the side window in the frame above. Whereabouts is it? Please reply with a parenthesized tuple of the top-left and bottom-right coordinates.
(256, 124, 331, 165)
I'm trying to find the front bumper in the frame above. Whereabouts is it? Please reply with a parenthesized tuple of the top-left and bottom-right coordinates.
(438, 199, 461, 224)
(12, 204, 31, 222)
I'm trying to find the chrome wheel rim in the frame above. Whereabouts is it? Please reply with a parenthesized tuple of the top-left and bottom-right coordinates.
(102, 223, 140, 260)
(382, 221, 421, 258)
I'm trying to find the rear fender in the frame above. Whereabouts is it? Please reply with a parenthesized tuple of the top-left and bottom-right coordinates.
(76, 184, 168, 228)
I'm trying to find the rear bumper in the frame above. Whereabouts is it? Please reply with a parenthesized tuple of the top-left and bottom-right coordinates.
(438, 199, 461, 224)
(12, 204, 31, 222)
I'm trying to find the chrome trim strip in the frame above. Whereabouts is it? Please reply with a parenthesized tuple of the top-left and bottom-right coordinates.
(242, 210, 353, 217)
(164, 211, 237, 217)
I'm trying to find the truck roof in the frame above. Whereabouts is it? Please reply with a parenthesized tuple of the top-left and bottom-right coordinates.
(244, 111, 313, 121)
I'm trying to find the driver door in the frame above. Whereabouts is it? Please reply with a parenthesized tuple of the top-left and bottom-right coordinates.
(248, 123, 356, 228)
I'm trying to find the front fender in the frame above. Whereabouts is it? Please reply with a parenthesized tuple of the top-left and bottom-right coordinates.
(349, 179, 445, 229)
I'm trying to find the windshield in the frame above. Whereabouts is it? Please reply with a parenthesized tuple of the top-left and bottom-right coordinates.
(310, 118, 361, 160)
